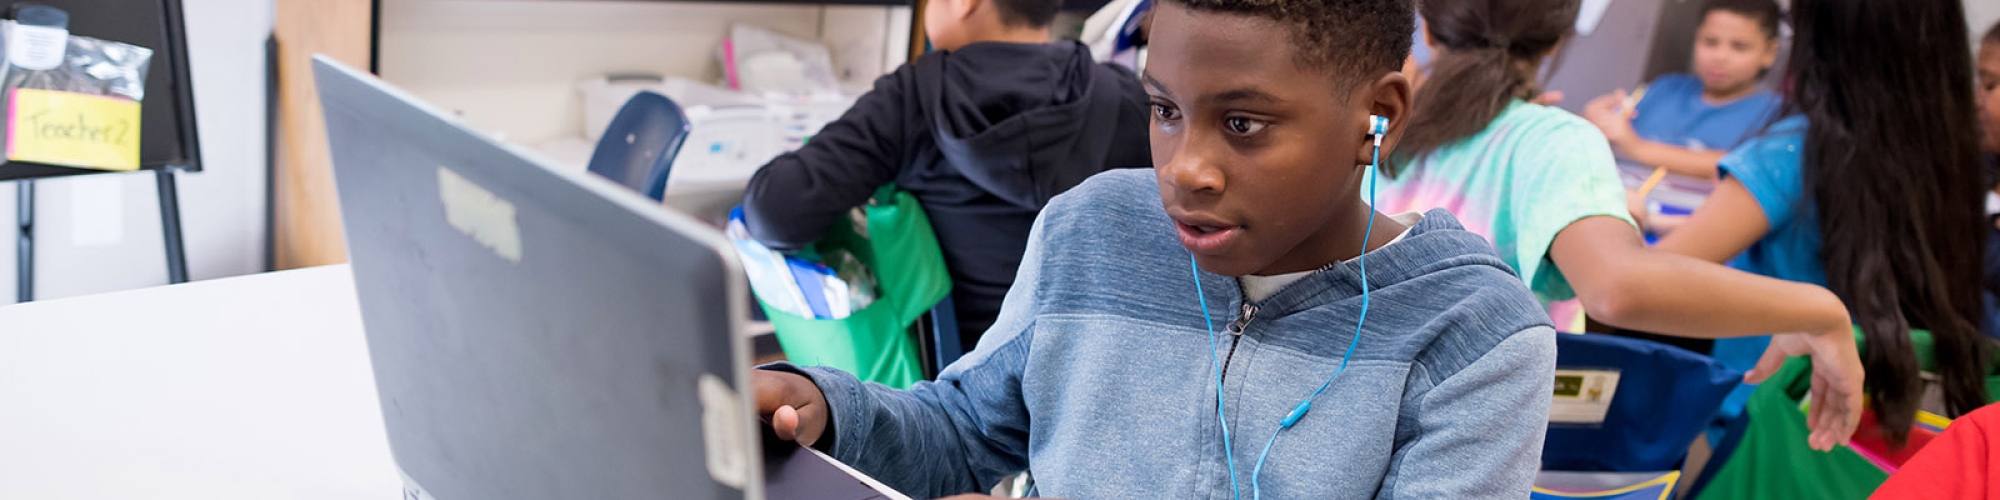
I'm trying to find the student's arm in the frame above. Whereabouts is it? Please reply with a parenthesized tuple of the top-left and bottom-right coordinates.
(1380, 328, 1555, 498)
(740, 69, 910, 251)
(1580, 89, 1726, 179)
(1551, 217, 1839, 337)
(753, 208, 1055, 497)
(1520, 114, 1840, 338)
(755, 331, 1033, 497)
(1611, 139, 1728, 180)
(1550, 217, 1863, 450)
(1652, 178, 1769, 263)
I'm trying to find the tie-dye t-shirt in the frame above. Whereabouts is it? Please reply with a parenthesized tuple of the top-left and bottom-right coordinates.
(1365, 100, 1637, 304)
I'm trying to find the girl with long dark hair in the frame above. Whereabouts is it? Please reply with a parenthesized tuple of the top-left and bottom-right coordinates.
(1655, 0, 1991, 444)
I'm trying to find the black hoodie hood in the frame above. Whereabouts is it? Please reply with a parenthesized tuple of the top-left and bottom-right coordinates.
(914, 41, 1151, 209)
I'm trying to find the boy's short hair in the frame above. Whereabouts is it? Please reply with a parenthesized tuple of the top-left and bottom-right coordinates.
(1161, 0, 1413, 89)
(994, 0, 1062, 28)
(1701, 0, 1784, 39)
(1986, 19, 2000, 45)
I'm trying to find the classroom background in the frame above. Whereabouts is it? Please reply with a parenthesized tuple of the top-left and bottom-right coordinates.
(1, 0, 1997, 498)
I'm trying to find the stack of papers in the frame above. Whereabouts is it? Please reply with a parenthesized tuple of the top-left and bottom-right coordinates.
(726, 207, 876, 320)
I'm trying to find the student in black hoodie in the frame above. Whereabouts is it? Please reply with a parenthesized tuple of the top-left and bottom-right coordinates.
(740, 0, 1151, 346)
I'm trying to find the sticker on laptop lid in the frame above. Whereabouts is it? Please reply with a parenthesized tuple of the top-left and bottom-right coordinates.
(698, 373, 751, 490)
(1549, 369, 1621, 425)
(437, 166, 522, 263)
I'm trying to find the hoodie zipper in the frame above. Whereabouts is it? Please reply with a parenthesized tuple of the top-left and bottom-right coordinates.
(1218, 303, 1257, 380)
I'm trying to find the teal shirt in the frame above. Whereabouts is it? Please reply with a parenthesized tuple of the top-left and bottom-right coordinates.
(1368, 101, 1638, 304)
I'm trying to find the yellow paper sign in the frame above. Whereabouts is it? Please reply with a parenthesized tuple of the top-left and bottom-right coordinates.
(7, 88, 141, 171)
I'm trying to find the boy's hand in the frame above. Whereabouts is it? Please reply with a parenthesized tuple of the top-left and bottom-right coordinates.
(1748, 328, 1865, 452)
(754, 370, 831, 446)
(1583, 90, 1638, 146)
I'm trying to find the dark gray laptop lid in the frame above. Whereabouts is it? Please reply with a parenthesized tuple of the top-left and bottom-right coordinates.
(313, 55, 763, 500)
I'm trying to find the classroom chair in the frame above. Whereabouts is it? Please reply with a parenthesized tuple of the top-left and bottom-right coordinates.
(586, 91, 691, 201)
(916, 293, 963, 377)
(1543, 333, 1742, 473)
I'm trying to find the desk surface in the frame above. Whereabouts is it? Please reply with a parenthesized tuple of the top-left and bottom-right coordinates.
(0, 265, 401, 499)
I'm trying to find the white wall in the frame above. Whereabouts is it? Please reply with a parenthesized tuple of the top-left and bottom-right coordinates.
(1973, 1, 1999, 47)
(0, 0, 906, 303)
(0, 0, 272, 302)
(379, 0, 909, 145)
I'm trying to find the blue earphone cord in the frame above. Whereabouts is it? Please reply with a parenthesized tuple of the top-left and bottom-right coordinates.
(1190, 256, 1242, 500)
(1195, 132, 1380, 500)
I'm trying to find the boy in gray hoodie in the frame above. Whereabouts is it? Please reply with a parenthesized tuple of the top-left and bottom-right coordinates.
(754, 0, 1556, 497)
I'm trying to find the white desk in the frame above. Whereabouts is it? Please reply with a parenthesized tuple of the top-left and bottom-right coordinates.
(0, 265, 400, 499)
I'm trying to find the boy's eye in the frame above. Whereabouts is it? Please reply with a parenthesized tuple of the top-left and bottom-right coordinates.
(1152, 104, 1180, 121)
(1224, 117, 1267, 136)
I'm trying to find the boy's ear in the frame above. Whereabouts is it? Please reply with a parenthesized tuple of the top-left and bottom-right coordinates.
(1355, 71, 1415, 167)
(951, 0, 983, 22)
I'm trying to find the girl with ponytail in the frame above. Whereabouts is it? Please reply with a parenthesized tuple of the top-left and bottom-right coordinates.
(1365, 0, 1867, 451)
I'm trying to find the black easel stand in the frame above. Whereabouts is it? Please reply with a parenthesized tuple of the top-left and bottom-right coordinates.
(14, 169, 188, 303)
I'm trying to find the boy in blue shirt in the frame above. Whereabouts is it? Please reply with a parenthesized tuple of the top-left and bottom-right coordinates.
(1583, 0, 1784, 180)
(751, 0, 1563, 497)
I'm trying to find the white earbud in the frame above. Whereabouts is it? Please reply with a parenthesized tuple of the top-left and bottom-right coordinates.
(1368, 115, 1388, 160)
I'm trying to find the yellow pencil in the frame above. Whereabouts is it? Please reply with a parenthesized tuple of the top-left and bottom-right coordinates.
(1636, 167, 1669, 198)
(1621, 85, 1662, 200)
(1620, 84, 1650, 117)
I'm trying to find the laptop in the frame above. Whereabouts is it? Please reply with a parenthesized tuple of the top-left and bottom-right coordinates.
(312, 56, 906, 500)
